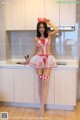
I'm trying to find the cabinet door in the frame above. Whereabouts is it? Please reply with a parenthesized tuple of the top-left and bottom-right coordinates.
(34, 70, 40, 104)
(5, 0, 25, 30)
(0, 68, 14, 102)
(45, 0, 59, 26)
(25, 0, 44, 30)
(13, 67, 34, 103)
(60, 2, 76, 26)
(34, 69, 55, 104)
(55, 69, 77, 106)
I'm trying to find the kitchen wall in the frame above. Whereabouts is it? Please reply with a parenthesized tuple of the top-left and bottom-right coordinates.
(10, 29, 78, 60)
(0, 1, 80, 100)
(76, 0, 80, 101)
(0, 1, 6, 61)
(10, 31, 36, 59)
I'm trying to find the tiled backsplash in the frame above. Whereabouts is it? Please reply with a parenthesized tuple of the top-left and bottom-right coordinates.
(10, 31, 36, 59)
(9, 29, 78, 60)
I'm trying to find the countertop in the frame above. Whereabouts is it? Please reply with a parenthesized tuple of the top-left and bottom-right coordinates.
(0, 58, 78, 69)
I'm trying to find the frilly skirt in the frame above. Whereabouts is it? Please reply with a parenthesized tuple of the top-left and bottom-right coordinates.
(29, 54, 57, 68)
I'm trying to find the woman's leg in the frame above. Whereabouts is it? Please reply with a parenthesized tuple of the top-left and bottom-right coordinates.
(40, 68, 51, 117)
(36, 68, 43, 103)
(42, 68, 51, 103)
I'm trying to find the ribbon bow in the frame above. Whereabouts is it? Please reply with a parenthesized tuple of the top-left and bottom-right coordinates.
(40, 39, 45, 45)
(38, 18, 46, 23)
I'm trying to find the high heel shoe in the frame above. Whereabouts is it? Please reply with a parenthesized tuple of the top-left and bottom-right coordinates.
(39, 116, 43, 120)
(39, 109, 44, 119)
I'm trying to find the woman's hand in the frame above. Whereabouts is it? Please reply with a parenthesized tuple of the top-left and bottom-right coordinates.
(46, 19, 59, 36)
(46, 19, 50, 24)
(23, 58, 30, 65)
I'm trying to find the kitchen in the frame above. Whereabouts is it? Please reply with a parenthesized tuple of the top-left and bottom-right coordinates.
(0, 0, 80, 119)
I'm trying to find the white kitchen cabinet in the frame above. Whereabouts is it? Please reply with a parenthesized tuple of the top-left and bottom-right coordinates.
(45, 0, 59, 26)
(0, 63, 78, 110)
(5, 0, 25, 30)
(5, 0, 44, 30)
(0, 68, 14, 102)
(13, 67, 35, 103)
(55, 68, 77, 106)
(59, 2, 76, 26)
(5, 0, 76, 30)
(25, 0, 44, 30)
(34, 70, 39, 103)
(34, 69, 55, 104)
(34, 67, 77, 106)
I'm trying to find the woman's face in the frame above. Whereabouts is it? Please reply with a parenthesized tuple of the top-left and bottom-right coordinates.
(39, 23, 45, 34)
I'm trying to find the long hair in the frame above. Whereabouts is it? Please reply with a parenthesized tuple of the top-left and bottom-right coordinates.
(36, 22, 48, 38)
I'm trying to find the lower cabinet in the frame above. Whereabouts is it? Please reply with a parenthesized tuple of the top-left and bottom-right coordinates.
(13, 67, 35, 103)
(34, 70, 39, 103)
(0, 66, 77, 108)
(55, 68, 77, 106)
(34, 68, 77, 106)
(0, 68, 14, 102)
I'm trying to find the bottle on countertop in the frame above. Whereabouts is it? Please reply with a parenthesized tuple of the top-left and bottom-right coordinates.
(24, 54, 29, 60)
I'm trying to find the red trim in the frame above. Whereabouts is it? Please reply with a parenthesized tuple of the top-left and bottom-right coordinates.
(43, 75, 49, 80)
(37, 53, 51, 65)
(40, 39, 45, 45)
(38, 74, 42, 80)
(38, 18, 46, 23)
(29, 62, 57, 68)
(37, 53, 51, 56)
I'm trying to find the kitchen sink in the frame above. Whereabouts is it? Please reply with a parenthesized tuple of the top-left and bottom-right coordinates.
(57, 62, 67, 65)
(16, 62, 23, 64)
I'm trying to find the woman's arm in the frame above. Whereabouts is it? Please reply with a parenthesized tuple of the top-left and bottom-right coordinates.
(29, 37, 38, 58)
(23, 37, 38, 65)
(46, 19, 59, 39)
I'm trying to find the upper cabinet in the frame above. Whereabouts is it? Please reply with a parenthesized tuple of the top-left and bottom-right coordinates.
(5, 0, 26, 30)
(5, 0, 76, 30)
(25, 0, 44, 30)
(45, 0, 59, 26)
(59, 2, 76, 26)
(5, 0, 44, 30)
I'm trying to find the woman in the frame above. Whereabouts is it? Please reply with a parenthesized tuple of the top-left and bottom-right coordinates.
(23, 19, 59, 119)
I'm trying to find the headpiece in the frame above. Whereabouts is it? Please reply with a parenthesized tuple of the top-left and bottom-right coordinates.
(38, 18, 46, 23)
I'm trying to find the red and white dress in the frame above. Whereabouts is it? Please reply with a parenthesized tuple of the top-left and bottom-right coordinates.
(29, 37, 57, 68)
